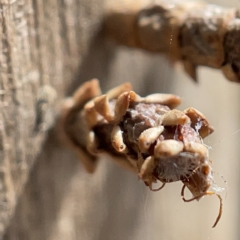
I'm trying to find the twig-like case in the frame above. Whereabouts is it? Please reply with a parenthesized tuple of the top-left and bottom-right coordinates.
(60, 79, 223, 228)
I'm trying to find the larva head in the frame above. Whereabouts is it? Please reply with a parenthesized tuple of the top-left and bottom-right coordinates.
(181, 159, 223, 228)
(182, 159, 213, 199)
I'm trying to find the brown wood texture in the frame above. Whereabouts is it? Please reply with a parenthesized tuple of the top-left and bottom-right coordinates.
(0, 0, 105, 237)
(0, 0, 240, 239)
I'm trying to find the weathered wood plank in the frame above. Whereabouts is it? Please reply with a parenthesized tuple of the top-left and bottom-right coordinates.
(0, 0, 104, 235)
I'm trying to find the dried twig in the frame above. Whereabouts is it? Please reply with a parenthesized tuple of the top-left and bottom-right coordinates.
(104, 0, 240, 82)
(59, 79, 223, 227)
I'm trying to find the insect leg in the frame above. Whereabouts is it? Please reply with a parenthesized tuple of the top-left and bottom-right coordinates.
(181, 185, 223, 228)
(149, 182, 166, 192)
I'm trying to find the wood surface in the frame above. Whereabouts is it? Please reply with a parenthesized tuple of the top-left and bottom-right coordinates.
(0, 0, 239, 239)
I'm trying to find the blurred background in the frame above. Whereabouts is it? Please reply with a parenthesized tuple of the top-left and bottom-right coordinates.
(3, 0, 240, 239)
